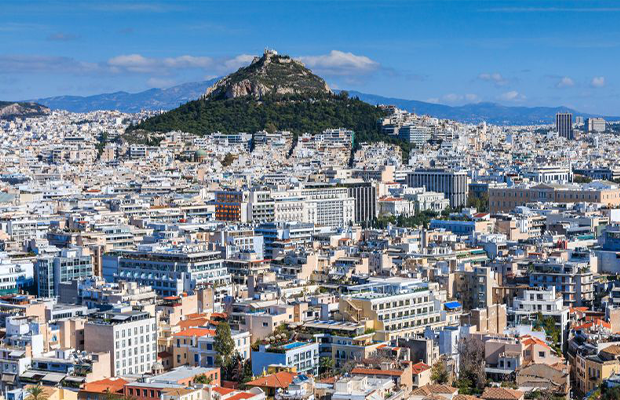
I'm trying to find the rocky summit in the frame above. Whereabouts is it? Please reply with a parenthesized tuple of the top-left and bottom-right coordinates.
(204, 49, 332, 100)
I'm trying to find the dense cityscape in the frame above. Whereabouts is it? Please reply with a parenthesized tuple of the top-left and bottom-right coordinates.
(3, 2, 620, 400)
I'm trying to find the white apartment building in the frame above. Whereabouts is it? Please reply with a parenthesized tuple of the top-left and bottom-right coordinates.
(340, 278, 447, 341)
(103, 244, 231, 300)
(84, 307, 157, 377)
(301, 186, 355, 228)
(522, 166, 571, 183)
(510, 287, 569, 346)
(0, 254, 34, 295)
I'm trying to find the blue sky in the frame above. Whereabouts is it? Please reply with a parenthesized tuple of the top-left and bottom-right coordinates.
(1, 0, 619, 114)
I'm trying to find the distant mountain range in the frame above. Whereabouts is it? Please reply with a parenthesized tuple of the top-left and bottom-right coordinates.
(32, 79, 218, 113)
(29, 79, 618, 125)
(344, 91, 618, 125)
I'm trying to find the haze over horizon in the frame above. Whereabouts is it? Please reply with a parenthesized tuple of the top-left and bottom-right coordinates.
(2, 0, 620, 114)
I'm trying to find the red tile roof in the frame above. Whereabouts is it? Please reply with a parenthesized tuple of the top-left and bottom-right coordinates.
(481, 387, 524, 400)
(177, 317, 210, 330)
(246, 372, 297, 389)
(173, 327, 216, 338)
(411, 362, 431, 375)
(521, 335, 550, 349)
(351, 368, 403, 377)
(212, 387, 237, 396)
(411, 384, 458, 396)
(227, 393, 257, 400)
(83, 377, 129, 394)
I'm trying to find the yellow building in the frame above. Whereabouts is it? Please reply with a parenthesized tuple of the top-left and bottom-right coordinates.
(575, 344, 620, 395)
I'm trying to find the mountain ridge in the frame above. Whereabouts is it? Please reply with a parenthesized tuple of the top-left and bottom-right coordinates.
(343, 91, 617, 125)
(31, 79, 218, 113)
(28, 80, 619, 125)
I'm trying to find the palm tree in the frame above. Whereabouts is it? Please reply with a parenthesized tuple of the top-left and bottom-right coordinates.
(26, 385, 48, 400)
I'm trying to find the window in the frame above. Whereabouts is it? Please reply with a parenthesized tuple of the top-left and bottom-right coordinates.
(539, 351, 545, 358)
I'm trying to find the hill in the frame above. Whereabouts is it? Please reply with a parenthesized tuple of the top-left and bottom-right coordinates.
(0, 101, 50, 120)
(205, 50, 331, 100)
(131, 91, 387, 140)
(129, 50, 402, 155)
(33, 79, 218, 113)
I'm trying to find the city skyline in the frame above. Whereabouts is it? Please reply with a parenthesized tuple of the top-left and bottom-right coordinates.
(2, 0, 620, 114)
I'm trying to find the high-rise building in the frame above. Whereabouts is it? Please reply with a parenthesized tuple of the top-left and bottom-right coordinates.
(345, 182, 378, 224)
(406, 168, 468, 207)
(556, 112, 574, 140)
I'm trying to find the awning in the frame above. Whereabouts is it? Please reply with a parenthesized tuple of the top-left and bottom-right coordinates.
(64, 376, 86, 383)
(1, 374, 16, 383)
(42, 373, 65, 383)
(444, 301, 462, 310)
(19, 371, 39, 379)
(8, 350, 25, 357)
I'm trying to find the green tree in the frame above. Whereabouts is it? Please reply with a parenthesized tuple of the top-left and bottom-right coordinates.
(430, 358, 450, 384)
(25, 385, 48, 400)
(466, 193, 489, 212)
(533, 312, 561, 348)
(221, 153, 236, 167)
(241, 358, 254, 383)
(319, 357, 335, 377)
(457, 337, 486, 394)
(194, 374, 213, 384)
(214, 322, 236, 370)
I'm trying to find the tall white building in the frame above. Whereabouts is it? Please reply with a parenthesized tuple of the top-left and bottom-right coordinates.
(84, 307, 157, 377)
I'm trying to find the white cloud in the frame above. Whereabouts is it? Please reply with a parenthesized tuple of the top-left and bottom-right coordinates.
(435, 93, 480, 104)
(162, 55, 212, 69)
(464, 93, 480, 102)
(299, 50, 380, 76)
(147, 77, 176, 88)
(499, 90, 526, 101)
(591, 76, 606, 87)
(107, 54, 213, 74)
(478, 72, 508, 86)
(557, 76, 574, 88)
(222, 54, 255, 72)
(0, 55, 99, 74)
(442, 93, 461, 103)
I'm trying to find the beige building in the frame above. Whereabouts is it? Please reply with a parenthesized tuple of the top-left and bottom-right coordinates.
(467, 304, 507, 335)
(452, 266, 499, 311)
(489, 183, 620, 213)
